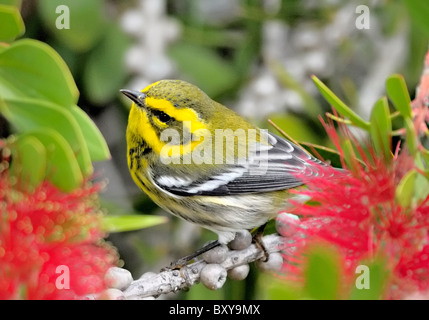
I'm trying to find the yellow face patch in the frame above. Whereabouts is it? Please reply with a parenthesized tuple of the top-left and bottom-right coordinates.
(128, 97, 207, 157)
(145, 97, 206, 132)
(142, 81, 161, 92)
(152, 115, 169, 129)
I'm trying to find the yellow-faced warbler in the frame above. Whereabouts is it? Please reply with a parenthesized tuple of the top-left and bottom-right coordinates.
(121, 80, 324, 247)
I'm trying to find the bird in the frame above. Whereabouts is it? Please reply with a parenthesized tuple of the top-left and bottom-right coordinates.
(121, 79, 325, 261)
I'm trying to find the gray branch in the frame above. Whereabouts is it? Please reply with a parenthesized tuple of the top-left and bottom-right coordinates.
(122, 234, 284, 299)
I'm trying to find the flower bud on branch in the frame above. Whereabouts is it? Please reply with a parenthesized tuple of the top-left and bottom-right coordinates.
(122, 234, 284, 299)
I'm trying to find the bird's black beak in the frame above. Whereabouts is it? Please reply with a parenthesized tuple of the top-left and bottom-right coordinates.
(120, 89, 146, 107)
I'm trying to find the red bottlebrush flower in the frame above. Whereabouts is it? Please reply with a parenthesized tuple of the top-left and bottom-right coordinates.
(0, 174, 118, 299)
(278, 122, 429, 299)
(412, 49, 429, 137)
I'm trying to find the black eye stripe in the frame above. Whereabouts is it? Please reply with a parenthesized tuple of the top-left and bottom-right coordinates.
(152, 110, 173, 123)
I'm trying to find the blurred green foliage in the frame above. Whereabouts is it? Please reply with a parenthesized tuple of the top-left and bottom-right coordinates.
(24, 0, 132, 106)
(259, 245, 388, 300)
(0, 0, 428, 300)
(0, 36, 106, 190)
(38, 0, 106, 52)
(0, 3, 24, 41)
(0, 2, 164, 234)
(168, 0, 262, 98)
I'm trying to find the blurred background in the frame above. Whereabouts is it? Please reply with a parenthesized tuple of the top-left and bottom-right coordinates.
(13, 0, 429, 299)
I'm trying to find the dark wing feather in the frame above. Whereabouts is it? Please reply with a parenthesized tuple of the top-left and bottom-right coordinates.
(153, 132, 326, 196)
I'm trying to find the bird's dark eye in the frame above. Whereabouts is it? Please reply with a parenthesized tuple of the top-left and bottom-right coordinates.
(153, 110, 172, 123)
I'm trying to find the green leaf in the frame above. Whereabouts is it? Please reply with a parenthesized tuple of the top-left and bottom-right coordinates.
(414, 164, 429, 203)
(10, 135, 46, 191)
(0, 0, 22, 6)
(395, 169, 417, 208)
(403, 0, 429, 37)
(38, 0, 106, 52)
(20, 129, 83, 192)
(102, 215, 168, 233)
(169, 42, 239, 98)
(411, 150, 429, 202)
(385, 74, 412, 119)
(341, 139, 360, 172)
(259, 274, 302, 300)
(312, 75, 370, 130)
(268, 114, 323, 144)
(69, 105, 110, 161)
(0, 4, 24, 42)
(83, 24, 131, 104)
(0, 97, 92, 177)
(304, 245, 341, 300)
(0, 39, 79, 106)
(0, 43, 8, 53)
(420, 148, 429, 171)
(404, 117, 418, 155)
(369, 97, 392, 162)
